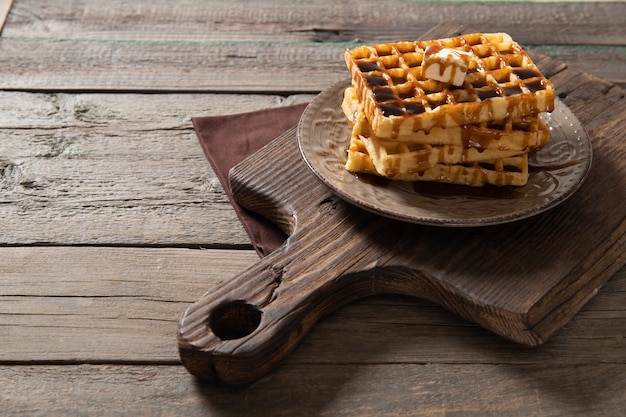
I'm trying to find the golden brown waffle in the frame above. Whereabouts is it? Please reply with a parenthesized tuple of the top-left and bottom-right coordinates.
(344, 32, 555, 138)
(345, 133, 530, 187)
(342, 87, 549, 150)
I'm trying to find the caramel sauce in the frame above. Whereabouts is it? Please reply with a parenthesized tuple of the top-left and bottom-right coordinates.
(355, 173, 391, 187)
(365, 75, 387, 87)
(477, 87, 502, 100)
(380, 102, 404, 117)
(358, 61, 381, 72)
(405, 102, 426, 115)
(422, 46, 470, 87)
(461, 124, 513, 153)
(513, 68, 540, 79)
(470, 77, 487, 88)
(504, 85, 523, 96)
(424, 45, 444, 56)
(526, 79, 546, 92)
(373, 87, 397, 101)
(412, 182, 526, 200)
(356, 173, 525, 200)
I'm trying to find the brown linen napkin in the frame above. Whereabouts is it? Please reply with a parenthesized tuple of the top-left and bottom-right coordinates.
(192, 102, 309, 258)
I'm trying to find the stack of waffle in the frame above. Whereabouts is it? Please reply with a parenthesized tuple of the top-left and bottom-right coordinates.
(342, 32, 555, 187)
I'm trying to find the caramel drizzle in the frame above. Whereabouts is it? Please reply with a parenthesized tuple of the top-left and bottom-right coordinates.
(347, 34, 554, 137)
(422, 44, 470, 82)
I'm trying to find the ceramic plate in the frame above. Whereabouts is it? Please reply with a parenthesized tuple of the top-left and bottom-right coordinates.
(297, 79, 592, 226)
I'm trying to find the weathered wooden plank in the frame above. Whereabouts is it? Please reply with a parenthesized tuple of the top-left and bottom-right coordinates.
(0, 1, 624, 92)
(4, 0, 625, 45)
(0, 92, 313, 246)
(1, 363, 624, 417)
(0, 91, 314, 129)
(532, 45, 626, 88)
(1, 246, 623, 364)
(0, 247, 260, 362)
(0, 38, 348, 93)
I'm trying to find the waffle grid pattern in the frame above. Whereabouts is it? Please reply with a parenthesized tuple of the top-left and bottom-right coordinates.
(345, 134, 530, 186)
(345, 33, 555, 137)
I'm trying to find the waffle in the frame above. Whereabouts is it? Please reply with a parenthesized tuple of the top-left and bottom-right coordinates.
(342, 86, 549, 151)
(344, 32, 555, 138)
(346, 133, 530, 187)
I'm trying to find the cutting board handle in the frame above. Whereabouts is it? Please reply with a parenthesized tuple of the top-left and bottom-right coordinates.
(177, 197, 444, 385)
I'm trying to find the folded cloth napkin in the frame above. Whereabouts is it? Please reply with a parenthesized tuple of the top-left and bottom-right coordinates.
(192, 102, 309, 258)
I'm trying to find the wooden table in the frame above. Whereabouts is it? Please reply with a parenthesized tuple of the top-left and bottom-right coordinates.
(1, 1, 624, 415)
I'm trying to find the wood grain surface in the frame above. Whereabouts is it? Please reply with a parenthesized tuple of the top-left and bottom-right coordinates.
(0, 0, 624, 92)
(0, 92, 312, 246)
(3, 362, 625, 417)
(1, 1, 624, 416)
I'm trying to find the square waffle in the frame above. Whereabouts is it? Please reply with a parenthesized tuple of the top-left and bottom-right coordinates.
(344, 32, 555, 138)
(342, 86, 549, 150)
(345, 132, 530, 187)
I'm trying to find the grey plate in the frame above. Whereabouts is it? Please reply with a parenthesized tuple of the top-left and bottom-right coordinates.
(297, 79, 592, 226)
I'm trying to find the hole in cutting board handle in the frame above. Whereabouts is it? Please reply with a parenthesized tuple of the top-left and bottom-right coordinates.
(208, 301, 262, 340)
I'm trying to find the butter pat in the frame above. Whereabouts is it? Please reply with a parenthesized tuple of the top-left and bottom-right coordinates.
(422, 45, 472, 86)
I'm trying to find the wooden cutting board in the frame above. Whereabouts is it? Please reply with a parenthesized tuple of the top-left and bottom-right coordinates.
(178, 28, 625, 386)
